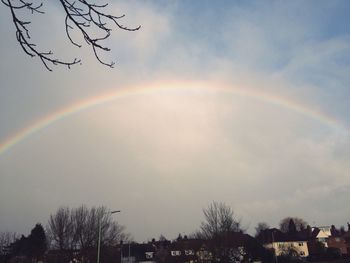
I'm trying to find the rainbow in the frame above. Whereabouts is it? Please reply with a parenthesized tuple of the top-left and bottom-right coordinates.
(0, 82, 348, 156)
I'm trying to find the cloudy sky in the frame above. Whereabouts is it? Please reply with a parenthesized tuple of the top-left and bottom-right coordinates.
(0, 0, 350, 241)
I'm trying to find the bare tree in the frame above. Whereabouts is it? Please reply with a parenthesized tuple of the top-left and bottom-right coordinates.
(74, 205, 130, 262)
(71, 205, 90, 250)
(158, 234, 167, 242)
(47, 205, 130, 262)
(47, 206, 74, 250)
(254, 222, 270, 237)
(92, 206, 130, 247)
(200, 201, 242, 240)
(279, 217, 308, 233)
(0, 231, 18, 255)
(199, 201, 243, 262)
(2, 0, 140, 71)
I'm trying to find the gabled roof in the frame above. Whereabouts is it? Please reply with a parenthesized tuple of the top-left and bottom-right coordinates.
(169, 232, 257, 251)
(169, 238, 207, 251)
(225, 231, 257, 247)
(258, 227, 318, 243)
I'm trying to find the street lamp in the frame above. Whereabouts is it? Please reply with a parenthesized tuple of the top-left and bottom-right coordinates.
(97, 210, 121, 263)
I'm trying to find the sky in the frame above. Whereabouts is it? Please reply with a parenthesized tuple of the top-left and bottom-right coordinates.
(0, 0, 350, 242)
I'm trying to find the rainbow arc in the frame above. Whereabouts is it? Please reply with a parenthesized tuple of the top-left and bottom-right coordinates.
(0, 82, 348, 156)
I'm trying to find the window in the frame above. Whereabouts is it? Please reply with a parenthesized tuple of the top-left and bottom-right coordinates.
(298, 242, 303, 246)
(145, 252, 154, 259)
(185, 250, 194, 256)
(300, 251, 305, 256)
(171, 251, 181, 256)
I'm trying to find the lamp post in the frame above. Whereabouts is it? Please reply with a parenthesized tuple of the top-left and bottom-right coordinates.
(97, 210, 120, 263)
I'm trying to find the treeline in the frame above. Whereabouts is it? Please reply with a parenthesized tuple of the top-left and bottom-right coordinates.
(0, 224, 46, 263)
(1, 202, 347, 263)
(2, 201, 272, 263)
(47, 206, 129, 251)
(0, 205, 129, 263)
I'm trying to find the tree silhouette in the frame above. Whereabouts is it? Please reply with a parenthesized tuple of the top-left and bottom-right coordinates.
(0, 232, 18, 256)
(7, 224, 47, 261)
(279, 217, 308, 233)
(199, 201, 243, 262)
(2, 0, 140, 71)
(288, 219, 297, 234)
(47, 205, 130, 262)
(8, 235, 29, 257)
(46, 206, 73, 251)
(27, 223, 47, 261)
(200, 201, 242, 240)
(254, 222, 270, 237)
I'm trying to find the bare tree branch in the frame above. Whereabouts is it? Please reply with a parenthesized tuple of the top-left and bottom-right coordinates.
(2, 0, 140, 71)
(200, 201, 242, 240)
(47, 205, 130, 262)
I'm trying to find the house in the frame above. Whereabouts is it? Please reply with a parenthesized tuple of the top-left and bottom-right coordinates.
(326, 223, 350, 256)
(327, 235, 347, 256)
(341, 223, 350, 255)
(342, 229, 350, 255)
(112, 231, 270, 263)
(222, 231, 266, 262)
(258, 228, 311, 258)
(164, 238, 211, 263)
(270, 237, 309, 258)
(312, 226, 332, 247)
(120, 243, 156, 263)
